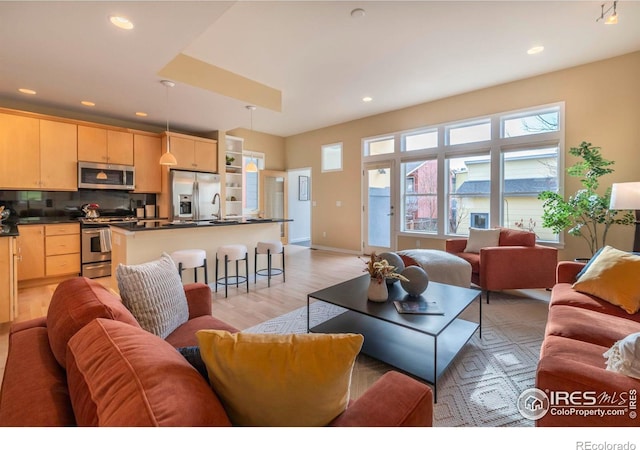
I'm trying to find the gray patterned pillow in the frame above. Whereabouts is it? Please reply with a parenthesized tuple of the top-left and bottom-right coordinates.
(116, 253, 189, 339)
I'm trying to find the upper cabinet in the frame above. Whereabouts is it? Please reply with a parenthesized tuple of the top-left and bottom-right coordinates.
(78, 125, 134, 166)
(0, 113, 77, 191)
(162, 132, 217, 173)
(133, 134, 162, 193)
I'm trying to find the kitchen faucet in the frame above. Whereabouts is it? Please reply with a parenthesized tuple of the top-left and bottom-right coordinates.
(212, 193, 221, 219)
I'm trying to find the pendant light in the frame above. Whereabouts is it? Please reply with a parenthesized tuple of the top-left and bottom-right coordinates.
(245, 105, 258, 172)
(159, 80, 177, 166)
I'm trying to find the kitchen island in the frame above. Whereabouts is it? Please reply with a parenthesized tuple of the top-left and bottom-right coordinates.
(109, 218, 291, 288)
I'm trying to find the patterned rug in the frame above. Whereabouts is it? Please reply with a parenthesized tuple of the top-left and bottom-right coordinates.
(244, 291, 550, 427)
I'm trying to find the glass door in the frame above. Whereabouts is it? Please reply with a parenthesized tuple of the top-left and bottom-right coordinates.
(260, 170, 288, 244)
(363, 162, 394, 254)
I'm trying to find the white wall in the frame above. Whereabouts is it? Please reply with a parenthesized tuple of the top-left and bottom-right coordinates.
(287, 168, 311, 243)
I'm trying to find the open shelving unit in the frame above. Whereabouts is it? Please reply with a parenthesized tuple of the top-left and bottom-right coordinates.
(224, 135, 244, 219)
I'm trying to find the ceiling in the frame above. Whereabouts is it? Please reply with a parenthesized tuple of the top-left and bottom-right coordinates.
(1, 1, 639, 138)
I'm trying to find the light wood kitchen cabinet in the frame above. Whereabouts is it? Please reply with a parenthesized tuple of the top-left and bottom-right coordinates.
(78, 125, 134, 165)
(0, 237, 18, 323)
(17, 223, 80, 282)
(45, 223, 80, 277)
(17, 225, 45, 281)
(163, 132, 217, 172)
(0, 113, 40, 189)
(133, 134, 162, 193)
(40, 119, 78, 190)
(0, 113, 77, 191)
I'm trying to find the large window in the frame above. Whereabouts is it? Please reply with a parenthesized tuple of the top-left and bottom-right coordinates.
(362, 103, 564, 244)
(402, 159, 437, 233)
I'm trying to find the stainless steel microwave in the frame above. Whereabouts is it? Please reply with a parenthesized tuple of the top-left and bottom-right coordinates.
(78, 161, 135, 190)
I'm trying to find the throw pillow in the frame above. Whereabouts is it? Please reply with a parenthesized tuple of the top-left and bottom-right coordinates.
(463, 227, 501, 253)
(196, 330, 364, 426)
(573, 246, 640, 314)
(603, 332, 640, 379)
(116, 252, 189, 339)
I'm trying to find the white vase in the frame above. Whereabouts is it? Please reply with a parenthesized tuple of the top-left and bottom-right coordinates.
(367, 278, 388, 302)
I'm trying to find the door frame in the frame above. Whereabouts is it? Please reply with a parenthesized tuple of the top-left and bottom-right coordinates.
(259, 169, 289, 244)
(362, 160, 396, 255)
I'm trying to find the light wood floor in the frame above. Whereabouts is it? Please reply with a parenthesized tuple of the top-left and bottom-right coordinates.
(0, 245, 366, 381)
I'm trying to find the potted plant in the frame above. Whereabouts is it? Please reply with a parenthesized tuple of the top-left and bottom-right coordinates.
(538, 141, 635, 257)
(225, 155, 235, 166)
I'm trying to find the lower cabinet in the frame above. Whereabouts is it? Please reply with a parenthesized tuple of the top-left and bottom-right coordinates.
(17, 223, 80, 283)
(0, 237, 18, 323)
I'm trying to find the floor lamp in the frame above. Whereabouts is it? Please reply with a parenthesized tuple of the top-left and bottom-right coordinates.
(609, 182, 640, 252)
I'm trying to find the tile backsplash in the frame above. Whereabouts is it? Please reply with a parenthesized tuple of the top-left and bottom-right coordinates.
(0, 190, 156, 219)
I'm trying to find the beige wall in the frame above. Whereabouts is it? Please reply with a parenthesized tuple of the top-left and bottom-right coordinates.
(285, 51, 640, 260)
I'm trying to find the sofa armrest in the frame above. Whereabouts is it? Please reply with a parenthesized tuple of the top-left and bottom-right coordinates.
(9, 316, 47, 334)
(184, 283, 212, 319)
(445, 238, 468, 254)
(556, 261, 586, 284)
(328, 371, 433, 427)
(479, 245, 557, 290)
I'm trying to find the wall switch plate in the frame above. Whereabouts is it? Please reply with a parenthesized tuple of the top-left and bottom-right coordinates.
(336, 201, 342, 207)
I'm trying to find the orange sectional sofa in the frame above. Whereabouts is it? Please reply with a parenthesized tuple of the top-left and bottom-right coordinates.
(536, 261, 640, 427)
(0, 277, 433, 427)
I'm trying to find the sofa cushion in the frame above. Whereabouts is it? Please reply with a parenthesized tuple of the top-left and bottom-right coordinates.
(498, 228, 535, 246)
(66, 318, 231, 426)
(116, 253, 189, 339)
(550, 283, 640, 322)
(573, 246, 640, 314)
(0, 326, 75, 426)
(165, 314, 239, 348)
(464, 227, 500, 253)
(46, 277, 140, 368)
(196, 330, 364, 426)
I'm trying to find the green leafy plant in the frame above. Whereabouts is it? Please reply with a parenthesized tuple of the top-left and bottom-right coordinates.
(538, 141, 635, 256)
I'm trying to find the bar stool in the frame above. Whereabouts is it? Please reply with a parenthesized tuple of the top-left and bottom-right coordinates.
(170, 249, 208, 284)
(215, 244, 249, 298)
(255, 240, 285, 287)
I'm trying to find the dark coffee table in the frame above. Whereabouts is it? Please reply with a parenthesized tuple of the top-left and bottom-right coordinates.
(307, 274, 481, 401)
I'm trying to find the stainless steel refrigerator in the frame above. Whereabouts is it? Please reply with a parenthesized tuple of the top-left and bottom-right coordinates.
(169, 170, 221, 221)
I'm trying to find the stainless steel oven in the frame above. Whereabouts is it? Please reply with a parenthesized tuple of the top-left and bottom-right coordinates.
(81, 226, 111, 278)
(80, 216, 138, 278)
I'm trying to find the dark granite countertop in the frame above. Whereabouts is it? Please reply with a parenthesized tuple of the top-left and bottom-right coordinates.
(111, 218, 292, 232)
(16, 216, 80, 225)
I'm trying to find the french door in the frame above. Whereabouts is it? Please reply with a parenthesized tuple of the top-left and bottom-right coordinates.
(363, 161, 395, 254)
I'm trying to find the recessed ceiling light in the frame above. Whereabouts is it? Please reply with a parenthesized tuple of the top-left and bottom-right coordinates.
(135, 112, 148, 117)
(109, 16, 134, 30)
(18, 88, 36, 95)
(527, 46, 545, 55)
(362, 96, 373, 103)
(81, 101, 95, 107)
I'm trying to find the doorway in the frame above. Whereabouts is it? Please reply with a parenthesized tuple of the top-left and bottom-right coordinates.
(363, 162, 394, 254)
(287, 168, 311, 247)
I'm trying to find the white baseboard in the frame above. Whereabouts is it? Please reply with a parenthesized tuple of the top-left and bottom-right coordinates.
(308, 244, 362, 255)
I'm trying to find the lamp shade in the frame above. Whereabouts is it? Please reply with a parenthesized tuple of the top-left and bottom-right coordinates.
(245, 160, 258, 172)
(159, 151, 177, 166)
(610, 182, 640, 210)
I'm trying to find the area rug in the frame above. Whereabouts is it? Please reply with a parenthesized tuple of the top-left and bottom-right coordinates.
(244, 291, 549, 427)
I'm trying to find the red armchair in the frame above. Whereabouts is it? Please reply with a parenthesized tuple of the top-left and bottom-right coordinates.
(445, 228, 557, 303)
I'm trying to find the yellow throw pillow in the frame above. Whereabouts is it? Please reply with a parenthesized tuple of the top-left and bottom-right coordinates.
(195, 330, 364, 427)
(573, 246, 640, 314)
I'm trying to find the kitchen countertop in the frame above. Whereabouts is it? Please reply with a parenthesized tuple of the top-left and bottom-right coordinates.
(110, 217, 292, 232)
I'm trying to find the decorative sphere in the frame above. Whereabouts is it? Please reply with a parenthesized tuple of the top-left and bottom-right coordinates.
(379, 252, 405, 284)
(400, 266, 429, 297)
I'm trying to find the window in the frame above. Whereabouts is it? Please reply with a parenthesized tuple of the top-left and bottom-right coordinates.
(403, 130, 437, 152)
(402, 159, 437, 233)
(362, 102, 563, 243)
(243, 152, 264, 214)
(447, 120, 491, 145)
(502, 108, 559, 138)
(322, 143, 342, 172)
(501, 147, 559, 241)
(365, 137, 394, 156)
(446, 154, 491, 235)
